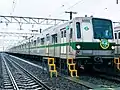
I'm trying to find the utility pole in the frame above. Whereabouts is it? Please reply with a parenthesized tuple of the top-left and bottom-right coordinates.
(116, 0, 118, 4)
(65, 11, 77, 20)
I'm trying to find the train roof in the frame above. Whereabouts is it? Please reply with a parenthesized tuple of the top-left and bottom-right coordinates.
(36, 16, 113, 38)
(42, 17, 112, 31)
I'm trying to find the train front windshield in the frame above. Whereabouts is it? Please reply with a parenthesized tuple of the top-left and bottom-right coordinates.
(92, 18, 113, 39)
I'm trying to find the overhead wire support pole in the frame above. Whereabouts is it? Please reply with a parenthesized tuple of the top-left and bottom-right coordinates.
(65, 11, 77, 20)
(116, 0, 119, 4)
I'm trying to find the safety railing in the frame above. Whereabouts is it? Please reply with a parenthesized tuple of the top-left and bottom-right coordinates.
(48, 58, 57, 78)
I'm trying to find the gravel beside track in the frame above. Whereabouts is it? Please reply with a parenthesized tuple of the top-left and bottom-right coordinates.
(79, 75, 120, 88)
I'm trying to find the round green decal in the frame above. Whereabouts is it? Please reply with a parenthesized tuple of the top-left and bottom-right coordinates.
(84, 26, 89, 31)
(66, 26, 69, 30)
(100, 39, 109, 49)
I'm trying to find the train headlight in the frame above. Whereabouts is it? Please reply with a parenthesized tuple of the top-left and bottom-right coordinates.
(76, 45, 81, 49)
(111, 46, 115, 49)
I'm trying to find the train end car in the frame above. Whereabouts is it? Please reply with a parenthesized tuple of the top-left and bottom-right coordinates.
(8, 16, 116, 73)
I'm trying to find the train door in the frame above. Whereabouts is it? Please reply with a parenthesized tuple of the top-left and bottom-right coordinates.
(52, 34, 57, 56)
(81, 22, 93, 42)
(61, 29, 66, 54)
(69, 22, 73, 54)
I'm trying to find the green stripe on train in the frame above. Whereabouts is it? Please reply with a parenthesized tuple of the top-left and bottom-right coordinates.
(27, 42, 115, 50)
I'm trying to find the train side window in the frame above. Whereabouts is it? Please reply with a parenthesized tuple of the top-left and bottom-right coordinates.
(30, 42, 32, 46)
(76, 22, 81, 38)
(22, 45, 23, 48)
(115, 33, 117, 39)
(41, 38, 45, 45)
(119, 32, 120, 39)
(70, 28, 73, 38)
(31, 40, 33, 44)
(31, 40, 33, 45)
(47, 36, 50, 41)
(52, 34, 57, 43)
(61, 31, 63, 38)
(37, 37, 40, 43)
(34, 40, 36, 46)
(55, 34, 57, 43)
(46, 34, 50, 41)
(25, 44, 26, 48)
(64, 30, 66, 37)
(26, 43, 28, 48)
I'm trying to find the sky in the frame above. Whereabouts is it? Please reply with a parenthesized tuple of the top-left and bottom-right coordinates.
(0, 0, 120, 51)
(0, 0, 120, 20)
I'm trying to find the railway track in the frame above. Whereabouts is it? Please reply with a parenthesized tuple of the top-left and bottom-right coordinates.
(7, 53, 120, 89)
(2, 57, 17, 89)
(12, 54, 120, 88)
(1, 54, 51, 90)
(4, 53, 96, 90)
(6, 53, 120, 89)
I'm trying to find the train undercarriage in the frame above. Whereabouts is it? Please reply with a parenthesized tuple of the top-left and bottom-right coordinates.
(6, 52, 120, 76)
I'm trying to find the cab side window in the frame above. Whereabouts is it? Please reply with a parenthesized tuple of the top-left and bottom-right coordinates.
(114, 33, 117, 39)
(70, 28, 73, 39)
(61, 31, 63, 38)
(119, 32, 120, 39)
(76, 22, 81, 38)
(64, 30, 66, 37)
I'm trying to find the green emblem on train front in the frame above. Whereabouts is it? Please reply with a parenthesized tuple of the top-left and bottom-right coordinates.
(84, 26, 89, 31)
(100, 39, 109, 49)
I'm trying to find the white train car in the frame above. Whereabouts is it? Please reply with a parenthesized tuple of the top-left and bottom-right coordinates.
(8, 17, 116, 69)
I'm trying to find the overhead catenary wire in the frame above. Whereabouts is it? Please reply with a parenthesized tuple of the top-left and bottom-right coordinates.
(67, 0, 83, 10)
(55, 0, 83, 18)
(47, 0, 83, 19)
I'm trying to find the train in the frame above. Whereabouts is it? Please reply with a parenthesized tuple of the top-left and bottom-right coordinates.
(8, 16, 116, 72)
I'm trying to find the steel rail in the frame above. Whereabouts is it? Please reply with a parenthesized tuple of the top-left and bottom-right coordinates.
(2, 55, 19, 90)
(7, 54, 96, 89)
(5, 55, 52, 90)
